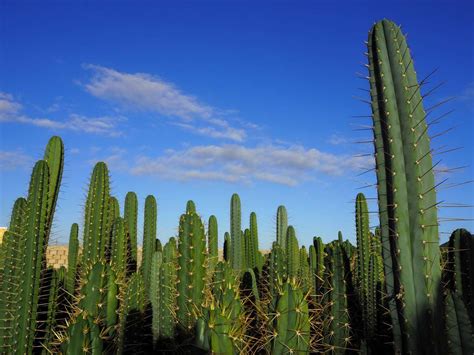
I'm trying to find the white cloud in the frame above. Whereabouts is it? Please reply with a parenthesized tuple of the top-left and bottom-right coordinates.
(328, 133, 348, 145)
(82, 65, 249, 141)
(0, 92, 123, 136)
(0, 150, 32, 170)
(130, 144, 373, 186)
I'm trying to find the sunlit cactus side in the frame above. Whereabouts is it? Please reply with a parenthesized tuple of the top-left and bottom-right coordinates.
(368, 19, 444, 353)
(286, 226, 300, 281)
(66, 223, 79, 294)
(177, 202, 207, 331)
(323, 242, 350, 354)
(141, 195, 157, 294)
(269, 242, 287, 297)
(445, 229, 473, 325)
(43, 136, 64, 239)
(124, 191, 138, 272)
(62, 315, 103, 354)
(271, 282, 310, 355)
(444, 290, 474, 354)
(13, 160, 51, 354)
(208, 215, 218, 276)
(158, 239, 178, 340)
(276, 205, 288, 248)
(196, 279, 245, 354)
(0, 197, 26, 351)
(230, 193, 243, 270)
(82, 162, 110, 266)
(186, 200, 196, 214)
(224, 232, 231, 262)
(311, 237, 325, 296)
(105, 196, 120, 261)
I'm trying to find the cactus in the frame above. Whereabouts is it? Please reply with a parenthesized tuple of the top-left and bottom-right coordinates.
(83, 162, 110, 265)
(150, 250, 163, 344)
(323, 242, 350, 353)
(208, 215, 218, 276)
(124, 192, 138, 272)
(286, 226, 299, 280)
(66, 223, 79, 294)
(105, 196, 120, 261)
(311, 237, 325, 296)
(111, 217, 129, 279)
(230, 193, 243, 270)
(0, 197, 26, 351)
(142, 195, 157, 294)
(276, 205, 288, 248)
(158, 239, 178, 340)
(298, 246, 311, 293)
(224, 232, 231, 262)
(271, 282, 310, 355)
(248, 212, 259, 270)
(368, 19, 443, 353)
(62, 315, 103, 354)
(177, 202, 206, 330)
(444, 290, 474, 354)
(445, 229, 473, 325)
(269, 242, 287, 296)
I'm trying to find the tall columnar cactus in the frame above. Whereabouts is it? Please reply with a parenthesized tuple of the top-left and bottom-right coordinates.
(83, 162, 110, 265)
(13, 160, 51, 354)
(150, 250, 163, 344)
(286, 226, 300, 280)
(142, 195, 157, 293)
(445, 229, 473, 325)
(111, 217, 129, 278)
(311, 237, 325, 296)
(444, 290, 474, 354)
(368, 19, 443, 353)
(323, 242, 350, 354)
(224, 232, 231, 262)
(276, 205, 288, 248)
(43, 136, 64, 238)
(248, 212, 259, 270)
(124, 192, 138, 271)
(298, 246, 311, 293)
(0, 197, 26, 351)
(208, 215, 218, 276)
(177, 202, 207, 330)
(105, 196, 120, 261)
(230, 193, 243, 270)
(62, 315, 103, 354)
(158, 239, 178, 340)
(66, 223, 79, 294)
(271, 282, 310, 355)
(269, 242, 287, 297)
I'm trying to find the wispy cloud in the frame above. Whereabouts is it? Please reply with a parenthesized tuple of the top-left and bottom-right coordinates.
(82, 65, 249, 141)
(327, 133, 349, 145)
(0, 92, 124, 136)
(130, 144, 373, 186)
(0, 150, 33, 171)
(459, 82, 474, 110)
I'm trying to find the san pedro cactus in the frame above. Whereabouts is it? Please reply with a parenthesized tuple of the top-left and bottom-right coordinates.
(224, 232, 231, 262)
(445, 229, 473, 325)
(83, 162, 110, 265)
(286, 226, 300, 280)
(150, 250, 163, 344)
(141, 195, 157, 293)
(66, 223, 79, 294)
(177, 201, 206, 330)
(158, 239, 178, 340)
(444, 290, 474, 354)
(310, 237, 325, 296)
(111, 217, 129, 279)
(271, 282, 310, 355)
(248, 212, 259, 270)
(208, 215, 218, 276)
(276, 205, 288, 248)
(230, 193, 243, 270)
(0, 197, 26, 351)
(368, 19, 443, 353)
(124, 191, 138, 272)
(298, 246, 311, 293)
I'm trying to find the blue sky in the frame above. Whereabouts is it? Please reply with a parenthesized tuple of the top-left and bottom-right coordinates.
(1, 1, 473, 248)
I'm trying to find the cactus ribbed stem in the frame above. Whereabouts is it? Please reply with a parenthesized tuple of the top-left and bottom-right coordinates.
(124, 192, 138, 272)
(66, 223, 79, 294)
(142, 195, 157, 293)
(230, 194, 243, 270)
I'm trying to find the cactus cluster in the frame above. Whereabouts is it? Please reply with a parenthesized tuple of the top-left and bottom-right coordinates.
(0, 18, 473, 355)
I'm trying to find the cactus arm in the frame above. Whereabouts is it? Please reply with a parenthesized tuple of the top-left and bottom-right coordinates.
(276, 205, 288, 248)
(66, 223, 79, 294)
(124, 192, 138, 271)
(142, 195, 157, 293)
(230, 193, 242, 270)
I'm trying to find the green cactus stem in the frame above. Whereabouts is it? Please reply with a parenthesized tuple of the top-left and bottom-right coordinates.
(276, 205, 288, 248)
(230, 193, 243, 270)
(286, 226, 300, 281)
(66, 223, 79, 294)
(142, 195, 157, 294)
(124, 192, 138, 272)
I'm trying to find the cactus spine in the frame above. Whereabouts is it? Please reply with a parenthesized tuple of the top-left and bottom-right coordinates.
(368, 19, 443, 352)
(286, 226, 299, 280)
(248, 212, 259, 270)
(208, 215, 218, 276)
